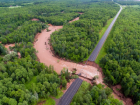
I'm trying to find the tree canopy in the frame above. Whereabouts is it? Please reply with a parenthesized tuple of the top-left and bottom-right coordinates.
(99, 7, 140, 104)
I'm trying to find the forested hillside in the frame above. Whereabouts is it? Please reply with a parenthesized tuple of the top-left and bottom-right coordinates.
(50, 2, 119, 62)
(99, 7, 140, 104)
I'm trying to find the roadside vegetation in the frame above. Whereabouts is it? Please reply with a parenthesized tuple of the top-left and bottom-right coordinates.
(95, 18, 114, 64)
(50, 2, 119, 62)
(114, 0, 140, 5)
(0, 0, 127, 104)
(71, 81, 123, 105)
(99, 7, 140, 104)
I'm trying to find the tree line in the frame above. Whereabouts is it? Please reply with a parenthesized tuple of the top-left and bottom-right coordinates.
(114, 0, 140, 5)
(71, 81, 123, 105)
(51, 2, 119, 62)
(0, 46, 72, 104)
(99, 7, 140, 104)
(0, 0, 122, 104)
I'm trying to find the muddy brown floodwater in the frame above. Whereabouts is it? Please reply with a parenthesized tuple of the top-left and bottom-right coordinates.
(34, 17, 131, 104)
(34, 17, 103, 84)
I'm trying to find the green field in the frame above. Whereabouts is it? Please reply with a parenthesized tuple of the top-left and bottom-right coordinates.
(33, 98, 55, 105)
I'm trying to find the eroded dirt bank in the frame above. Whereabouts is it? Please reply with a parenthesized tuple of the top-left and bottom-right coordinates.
(33, 17, 131, 104)
(33, 25, 102, 83)
(69, 17, 79, 23)
(86, 61, 133, 105)
(34, 17, 103, 83)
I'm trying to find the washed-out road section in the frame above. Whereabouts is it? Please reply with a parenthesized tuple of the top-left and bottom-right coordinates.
(34, 18, 103, 83)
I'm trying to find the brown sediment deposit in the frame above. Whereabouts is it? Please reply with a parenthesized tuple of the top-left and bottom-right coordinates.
(33, 17, 132, 104)
(4, 44, 21, 58)
(34, 25, 101, 81)
(69, 17, 79, 23)
(112, 85, 133, 105)
(4, 44, 15, 51)
(34, 17, 102, 83)
(37, 101, 46, 105)
(85, 61, 133, 105)
(77, 12, 84, 15)
(31, 18, 39, 21)
(79, 76, 93, 85)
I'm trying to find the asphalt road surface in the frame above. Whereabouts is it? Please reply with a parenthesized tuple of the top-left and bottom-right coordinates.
(58, 78, 83, 105)
(88, 5, 122, 62)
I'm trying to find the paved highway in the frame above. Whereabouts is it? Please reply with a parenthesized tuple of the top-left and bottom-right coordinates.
(58, 78, 83, 105)
(88, 5, 122, 61)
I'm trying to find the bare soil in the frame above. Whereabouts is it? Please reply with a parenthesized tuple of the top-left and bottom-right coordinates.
(33, 17, 133, 105)
(77, 12, 83, 14)
(37, 101, 46, 105)
(69, 17, 79, 23)
(33, 23, 101, 81)
(112, 85, 133, 105)
(31, 18, 39, 21)
(4, 44, 15, 51)
(86, 61, 133, 105)
(4, 44, 21, 58)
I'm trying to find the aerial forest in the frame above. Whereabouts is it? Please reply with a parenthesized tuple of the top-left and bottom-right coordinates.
(50, 2, 119, 62)
(1, 0, 137, 104)
(71, 81, 123, 105)
(0, 0, 122, 104)
(99, 7, 140, 104)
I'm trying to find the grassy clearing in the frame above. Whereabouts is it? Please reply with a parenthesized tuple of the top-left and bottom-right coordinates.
(33, 98, 55, 105)
(83, 17, 114, 61)
(95, 18, 115, 64)
(45, 98, 55, 105)
(25, 76, 37, 89)
(99, 18, 114, 39)
(95, 45, 106, 64)
(25, 76, 63, 105)
(55, 89, 64, 99)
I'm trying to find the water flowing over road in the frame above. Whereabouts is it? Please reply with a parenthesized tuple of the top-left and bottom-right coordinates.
(34, 18, 103, 83)
(88, 5, 122, 61)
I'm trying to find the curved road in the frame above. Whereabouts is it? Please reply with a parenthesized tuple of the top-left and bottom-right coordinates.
(88, 5, 122, 61)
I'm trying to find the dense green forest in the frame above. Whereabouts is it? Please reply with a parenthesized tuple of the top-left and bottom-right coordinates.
(114, 0, 140, 5)
(0, 0, 108, 7)
(99, 7, 140, 104)
(0, 0, 124, 104)
(71, 82, 123, 105)
(1, 21, 46, 44)
(0, 44, 7, 55)
(0, 0, 93, 42)
(50, 2, 119, 62)
(0, 56, 70, 104)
